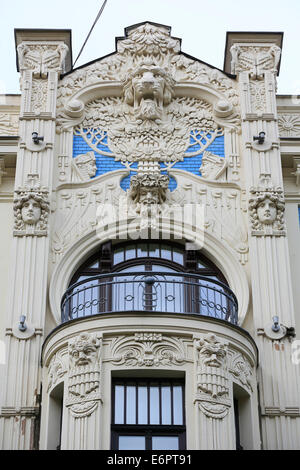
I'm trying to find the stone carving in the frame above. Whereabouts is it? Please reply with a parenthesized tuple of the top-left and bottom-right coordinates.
(31, 79, 48, 114)
(230, 44, 281, 79)
(17, 42, 68, 77)
(195, 334, 230, 419)
(249, 186, 286, 236)
(123, 61, 175, 121)
(0, 113, 19, 136)
(129, 162, 169, 208)
(47, 349, 68, 393)
(108, 333, 188, 368)
(228, 352, 253, 392)
(72, 151, 97, 181)
(117, 22, 180, 59)
(69, 96, 223, 165)
(13, 185, 50, 237)
(199, 151, 226, 180)
(278, 114, 300, 137)
(249, 80, 266, 113)
(67, 332, 102, 418)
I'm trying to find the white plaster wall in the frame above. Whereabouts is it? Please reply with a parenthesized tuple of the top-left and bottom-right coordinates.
(285, 202, 300, 337)
(0, 194, 13, 406)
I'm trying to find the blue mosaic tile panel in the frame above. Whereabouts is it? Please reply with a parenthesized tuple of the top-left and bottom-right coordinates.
(73, 131, 225, 191)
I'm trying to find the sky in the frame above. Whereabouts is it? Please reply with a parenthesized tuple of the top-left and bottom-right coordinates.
(1, 0, 300, 95)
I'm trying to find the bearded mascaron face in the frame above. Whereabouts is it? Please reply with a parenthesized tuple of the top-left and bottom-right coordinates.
(257, 197, 277, 225)
(21, 198, 41, 225)
(70, 342, 98, 367)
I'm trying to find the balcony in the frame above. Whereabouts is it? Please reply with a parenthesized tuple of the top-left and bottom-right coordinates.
(61, 272, 238, 325)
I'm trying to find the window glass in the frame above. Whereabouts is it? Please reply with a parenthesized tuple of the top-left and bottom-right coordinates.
(173, 386, 184, 425)
(113, 248, 124, 265)
(161, 245, 172, 260)
(137, 244, 148, 258)
(148, 244, 160, 257)
(114, 386, 124, 424)
(126, 386, 136, 424)
(125, 245, 136, 261)
(138, 386, 148, 425)
(161, 385, 172, 425)
(150, 386, 160, 424)
(173, 249, 184, 265)
(152, 436, 179, 450)
(119, 436, 145, 450)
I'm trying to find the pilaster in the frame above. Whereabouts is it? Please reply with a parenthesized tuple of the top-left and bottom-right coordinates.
(0, 31, 71, 450)
(229, 34, 300, 449)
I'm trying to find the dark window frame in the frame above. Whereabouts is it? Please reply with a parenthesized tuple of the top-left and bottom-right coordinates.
(111, 378, 186, 451)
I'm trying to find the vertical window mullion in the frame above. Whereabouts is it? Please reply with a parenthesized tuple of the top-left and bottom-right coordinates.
(171, 383, 174, 426)
(124, 384, 127, 425)
(159, 382, 162, 426)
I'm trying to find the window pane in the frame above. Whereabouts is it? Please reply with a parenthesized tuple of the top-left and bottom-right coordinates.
(150, 386, 160, 424)
(148, 244, 159, 257)
(138, 386, 148, 425)
(173, 386, 183, 425)
(173, 249, 184, 265)
(161, 386, 171, 425)
(125, 245, 136, 261)
(87, 260, 99, 268)
(152, 436, 179, 450)
(114, 386, 124, 424)
(161, 245, 172, 260)
(126, 386, 136, 424)
(137, 244, 148, 258)
(119, 436, 145, 450)
(113, 248, 124, 265)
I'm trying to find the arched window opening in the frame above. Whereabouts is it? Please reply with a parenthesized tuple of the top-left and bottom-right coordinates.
(61, 241, 238, 324)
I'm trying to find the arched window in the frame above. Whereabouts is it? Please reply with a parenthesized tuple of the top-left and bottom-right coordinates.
(61, 241, 238, 324)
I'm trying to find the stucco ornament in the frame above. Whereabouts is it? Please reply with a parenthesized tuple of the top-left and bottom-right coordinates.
(278, 114, 300, 137)
(230, 44, 281, 79)
(17, 42, 68, 77)
(13, 185, 50, 237)
(47, 349, 68, 393)
(249, 186, 286, 236)
(123, 61, 175, 121)
(72, 151, 97, 181)
(199, 151, 227, 180)
(108, 333, 188, 368)
(0, 113, 19, 136)
(195, 334, 230, 419)
(67, 332, 102, 418)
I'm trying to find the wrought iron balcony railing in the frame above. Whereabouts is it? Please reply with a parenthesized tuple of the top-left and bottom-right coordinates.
(61, 272, 238, 325)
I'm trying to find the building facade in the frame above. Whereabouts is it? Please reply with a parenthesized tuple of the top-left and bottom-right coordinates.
(0, 22, 299, 450)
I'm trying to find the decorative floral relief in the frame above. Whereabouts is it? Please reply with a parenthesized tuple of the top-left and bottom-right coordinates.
(278, 114, 300, 137)
(57, 22, 239, 111)
(249, 80, 266, 113)
(18, 42, 68, 77)
(0, 113, 19, 136)
(228, 352, 253, 392)
(107, 333, 189, 367)
(47, 349, 68, 392)
(231, 44, 281, 79)
(31, 79, 48, 114)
